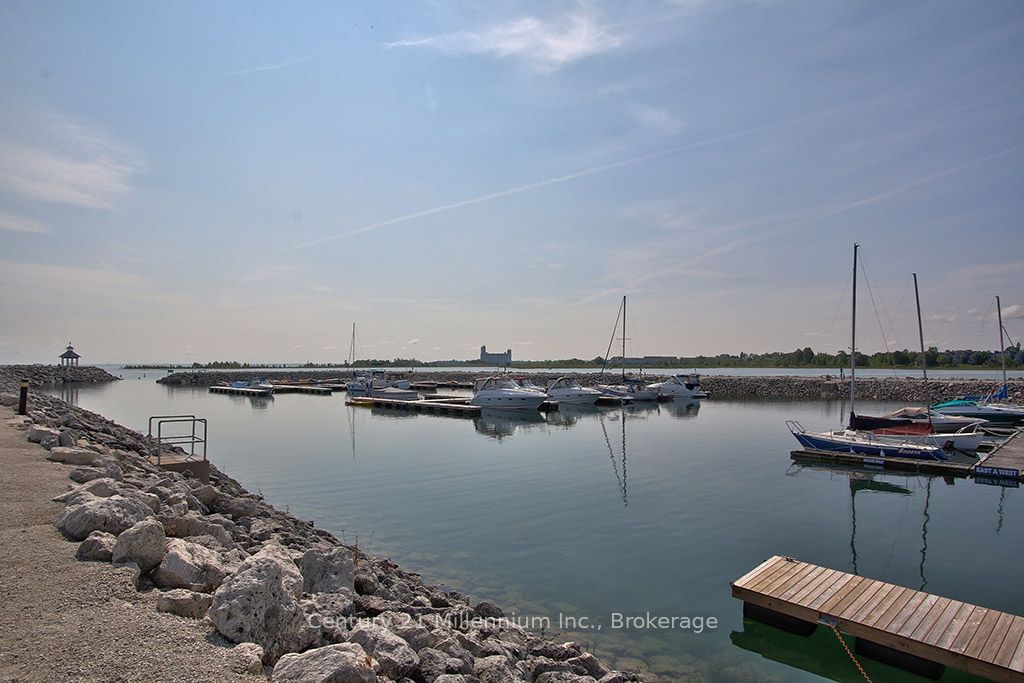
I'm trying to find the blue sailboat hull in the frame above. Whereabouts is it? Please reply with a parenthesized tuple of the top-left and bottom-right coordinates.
(792, 431, 946, 461)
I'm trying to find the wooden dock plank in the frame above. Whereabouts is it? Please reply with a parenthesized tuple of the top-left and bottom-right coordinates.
(839, 580, 887, 621)
(911, 597, 956, 641)
(962, 609, 1003, 658)
(975, 611, 1015, 663)
(932, 604, 978, 649)
(774, 565, 827, 601)
(820, 576, 868, 614)
(897, 593, 943, 638)
(1009, 631, 1024, 672)
(884, 590, 929, 634)
(994, 616, 1024, 669)
(862, 586, 914, 629)
(795, 569, 844, 608)
(749, 560, 803, 593)
(806, 573, 858, 611)
(732, 556, 1024, 681)
(733, 556, 788, 589)
(760, 562, 814, 597)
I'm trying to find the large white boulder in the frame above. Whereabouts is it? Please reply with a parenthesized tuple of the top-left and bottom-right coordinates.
(55, 494, 154, 541)
(112, 518, 166, 572)
(76, 530, 116, 561)
(28, 425, 60, 443)
(47, 446, 100, 466)
(208, 543, 317, 662)
(272, 643, 376, 682)
(159, 513, 234, 549)
(156, 588, 214, 619)
(347, 623, 419, 679)
(301, 546, 355, 593)
(151, 538, 233, 592)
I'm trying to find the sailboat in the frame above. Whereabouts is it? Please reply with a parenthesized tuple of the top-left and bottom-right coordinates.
(849, 274, 996, 453)
(932, 295, 1024, 424)
(787, 244, 947, 461)
(597, 296, 659, 401)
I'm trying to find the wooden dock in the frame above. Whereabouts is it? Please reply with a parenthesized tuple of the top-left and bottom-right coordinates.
(270, 385, 332, 395)
(732, 555, 1024, 681)
(346, 396, 482, 417)
(208, 385, 272, 397)
(792, 428, 1024, 483)
(975, 429, 1024, 481)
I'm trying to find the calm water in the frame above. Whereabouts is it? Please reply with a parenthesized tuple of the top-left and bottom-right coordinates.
(48, 371, 1022, 682)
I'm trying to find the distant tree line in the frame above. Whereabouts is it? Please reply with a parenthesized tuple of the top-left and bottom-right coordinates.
(124, 344, 1022, 371)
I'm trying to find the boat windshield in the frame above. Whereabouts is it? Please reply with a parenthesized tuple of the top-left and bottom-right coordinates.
(548, 377, 581, 390)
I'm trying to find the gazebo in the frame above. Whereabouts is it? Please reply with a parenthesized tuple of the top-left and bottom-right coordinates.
(59, 342, 81, 367)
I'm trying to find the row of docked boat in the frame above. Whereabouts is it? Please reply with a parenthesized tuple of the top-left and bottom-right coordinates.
(788, 245, 1022, 462)
(468, 373, 709, 409)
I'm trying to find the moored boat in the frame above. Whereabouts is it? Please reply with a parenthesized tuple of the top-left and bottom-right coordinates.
(648, 374, 708, 399)
(545, 377, 602, 405)
(470, 377, 548, 410)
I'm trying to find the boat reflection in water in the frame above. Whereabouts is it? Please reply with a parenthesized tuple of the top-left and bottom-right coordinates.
(664, 399, 701, 419)
(472, 408, 548, 441)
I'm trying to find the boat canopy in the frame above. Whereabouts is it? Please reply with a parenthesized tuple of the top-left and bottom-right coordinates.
(547, 377, 582, 391)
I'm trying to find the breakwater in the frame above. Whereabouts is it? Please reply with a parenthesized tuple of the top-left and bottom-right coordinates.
(160, 369, 1023, 404)
(0, 364, 119, 387)
(0, 368, 632, 681)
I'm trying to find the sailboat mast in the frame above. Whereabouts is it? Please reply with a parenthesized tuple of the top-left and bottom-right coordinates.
(849, 243, 859, 425)
(913, 274, 928, 411)
(618, 294, 626, 385)
(349, 323, 356, 367)
(997, 295, 1006, 390)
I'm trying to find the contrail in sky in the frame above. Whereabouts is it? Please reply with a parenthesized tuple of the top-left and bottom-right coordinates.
(564, 140, 1024, 308)
(219, 57, 311, 77)
(280, 113, 824, 253)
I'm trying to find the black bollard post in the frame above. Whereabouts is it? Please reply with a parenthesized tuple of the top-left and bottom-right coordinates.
(18, 379, 29, 415)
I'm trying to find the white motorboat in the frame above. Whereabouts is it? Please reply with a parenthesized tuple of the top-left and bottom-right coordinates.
(648, 374, 708, 399)
(515, 378, 548, 394)
(470, 377, 548, 410)
(597, 380, 657, 401)
(545, 377, 602, 405)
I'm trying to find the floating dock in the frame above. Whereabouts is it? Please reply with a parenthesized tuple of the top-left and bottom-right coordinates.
(974, 429, 1024, 481)
(733, 555, 1024, 681)
(346, 396, 481, 417)
(270, 385, 332, 395)
(791, 428, 1023, 483)
(208, 386, 272, 397)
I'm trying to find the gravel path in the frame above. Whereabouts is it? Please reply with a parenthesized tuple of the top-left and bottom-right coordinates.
(0, 405, 265, 682)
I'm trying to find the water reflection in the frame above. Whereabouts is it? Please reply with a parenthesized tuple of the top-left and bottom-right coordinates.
(664, 399, 701, 419)
(473, 409, 549, 440)
(57, 383, 80, 406)
(600, 410, 629, 507)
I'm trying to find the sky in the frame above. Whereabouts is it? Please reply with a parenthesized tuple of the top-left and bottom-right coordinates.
(1, 1, 1022, 365)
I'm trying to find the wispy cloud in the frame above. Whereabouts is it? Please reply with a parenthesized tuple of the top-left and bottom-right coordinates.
(1003, 304, 1022, 321)
(282, 112, 821, 252)
(0, 211, 50, 234)
(218, 57, 312, 77)
(385, 10, 623, 73)
(0, 109, 143, 210)
(566, 142, 1024, 308)
(630, 104, 685, 135)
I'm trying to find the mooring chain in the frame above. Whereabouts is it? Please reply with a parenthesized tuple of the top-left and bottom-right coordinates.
(828, 623, 873, 683)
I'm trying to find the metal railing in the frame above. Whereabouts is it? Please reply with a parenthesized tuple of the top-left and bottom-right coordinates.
(147, 415, 207, 465)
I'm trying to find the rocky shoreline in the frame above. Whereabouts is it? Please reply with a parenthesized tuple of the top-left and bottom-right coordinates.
(157, 368, 1023, 404)
(0, 367, 638, 683)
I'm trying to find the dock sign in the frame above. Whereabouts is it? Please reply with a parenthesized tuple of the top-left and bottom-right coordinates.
(974, 465, 1020, 479)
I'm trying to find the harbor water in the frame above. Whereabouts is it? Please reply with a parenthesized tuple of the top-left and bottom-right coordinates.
(48, 370, 1022, 682)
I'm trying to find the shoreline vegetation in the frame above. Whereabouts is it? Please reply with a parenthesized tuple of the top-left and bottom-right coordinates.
(0, 364, 644, 681)
(122, 344, 1024, 371)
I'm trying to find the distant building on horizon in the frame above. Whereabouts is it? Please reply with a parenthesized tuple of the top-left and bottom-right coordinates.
(480, 345, 512, 366)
